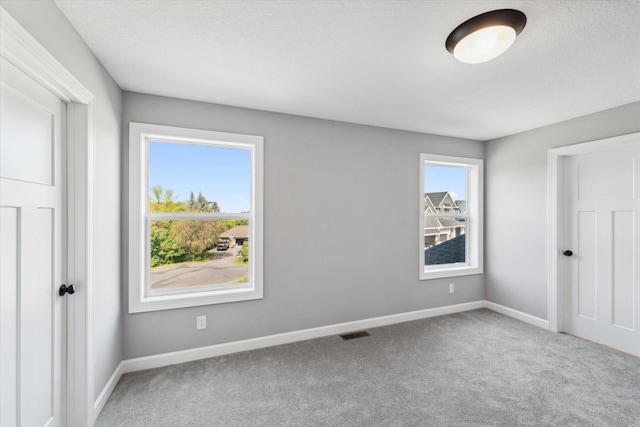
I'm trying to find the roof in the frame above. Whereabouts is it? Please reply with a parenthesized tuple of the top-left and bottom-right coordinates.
(425, 192, 448, 206)
(220, 225, 249, 239)
(424, 196, 438, 213)
(425, 234, 465, 265)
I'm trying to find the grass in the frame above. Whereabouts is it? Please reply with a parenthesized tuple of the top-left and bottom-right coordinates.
(232, 276, 249, 283)
(233, 257, 248, 266)
(151, 254, 214, 270)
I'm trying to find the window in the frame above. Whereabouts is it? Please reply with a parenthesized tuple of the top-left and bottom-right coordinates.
(420, 154, 482, 280)
(129, 123, 263, 312)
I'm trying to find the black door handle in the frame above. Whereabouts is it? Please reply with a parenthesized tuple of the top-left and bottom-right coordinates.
(563, 250, 573, 257)
(59, 284, 76, 296)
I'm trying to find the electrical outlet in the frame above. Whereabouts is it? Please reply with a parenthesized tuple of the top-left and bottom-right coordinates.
(196, 315, 206, 330)
(448, 283, 455, 294)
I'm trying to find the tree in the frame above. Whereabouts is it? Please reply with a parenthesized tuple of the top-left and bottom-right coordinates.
(149, 186, 185, 213)
(149, 186, 188, 266)
(233, 211, 249, 226)
(186, 191, 219, 213)
(172, 220, 219, 261)
(177, 191, 224, 260)
(149, 188, 223, 265)
(151, 185, 163, 203)
(150, 221, 184, 267)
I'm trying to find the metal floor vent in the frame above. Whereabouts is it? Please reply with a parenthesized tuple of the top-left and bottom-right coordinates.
(339, 331, 370, 341)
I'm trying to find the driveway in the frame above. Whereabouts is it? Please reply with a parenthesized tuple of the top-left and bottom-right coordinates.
(150, 245, 248, 290)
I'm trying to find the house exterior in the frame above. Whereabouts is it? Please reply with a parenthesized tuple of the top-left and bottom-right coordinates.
(423, 192, 466, 248)
(221, 225, 249, 246)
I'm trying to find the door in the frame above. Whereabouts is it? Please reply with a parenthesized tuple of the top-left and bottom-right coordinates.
(563, 143, 640, 356)
(1, 56, 68, 426)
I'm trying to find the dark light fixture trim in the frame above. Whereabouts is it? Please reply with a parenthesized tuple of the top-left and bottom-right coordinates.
(446, 9, 527, 61)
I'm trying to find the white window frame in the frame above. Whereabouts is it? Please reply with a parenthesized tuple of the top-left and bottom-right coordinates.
(129, 122, 263, 313)
(420, 154, 483, 280)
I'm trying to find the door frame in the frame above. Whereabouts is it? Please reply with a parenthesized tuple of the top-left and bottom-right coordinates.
(1, 7, 97, 426)
(548, 131, 640, 333)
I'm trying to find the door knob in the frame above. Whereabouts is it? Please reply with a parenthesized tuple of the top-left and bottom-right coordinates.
(59, 284, 76, 296)
(563, 250, 573, 257)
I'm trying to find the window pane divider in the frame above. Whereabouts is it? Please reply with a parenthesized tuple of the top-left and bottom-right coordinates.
(148, 212, 251, 220)
(423, 214, 468, 219)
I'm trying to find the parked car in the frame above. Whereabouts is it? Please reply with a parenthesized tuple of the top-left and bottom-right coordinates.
(217, 236, 236, 250)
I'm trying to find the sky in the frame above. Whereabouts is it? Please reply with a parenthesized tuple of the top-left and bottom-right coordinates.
(149, 141, 251, 213)
(424, 164, 467, 201)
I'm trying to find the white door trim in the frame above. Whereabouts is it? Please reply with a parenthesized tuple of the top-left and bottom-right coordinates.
(1, 7, 96, 426)
(548, 132, 640, 333)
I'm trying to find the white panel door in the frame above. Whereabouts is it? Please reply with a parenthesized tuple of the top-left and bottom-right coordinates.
(563, 143, 640, 356)
(1, 56, 67, 426)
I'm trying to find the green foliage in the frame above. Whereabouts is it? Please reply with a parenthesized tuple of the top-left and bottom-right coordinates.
(238, 241, 249, 264)
(149, 186, 186, 213)
(149, 187, 222, 266)
(149, 187, 187, 267)
(172, 220, 219, 262)
(150, 221, 184, 267)
(233, 211, 249, 226)
(176, 192, 224, 260)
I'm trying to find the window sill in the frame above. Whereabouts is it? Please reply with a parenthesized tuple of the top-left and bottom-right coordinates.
(129, 286, 263, 313)
(420, 265, 483, 281)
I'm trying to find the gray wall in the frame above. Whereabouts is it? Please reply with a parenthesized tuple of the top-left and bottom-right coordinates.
(485, 102, 640, 320)
(2, 1, 123, 397)
(122, 92, 485, 359)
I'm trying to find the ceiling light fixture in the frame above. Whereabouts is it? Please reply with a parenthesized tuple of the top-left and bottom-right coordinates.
(446, 9, 526, 64)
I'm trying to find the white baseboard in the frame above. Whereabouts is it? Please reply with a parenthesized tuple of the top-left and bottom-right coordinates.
(484, 301, 549, 330)
(94, 299, 548, 422)
(93, 361, 124, 421)
(122, 300, 485, 374)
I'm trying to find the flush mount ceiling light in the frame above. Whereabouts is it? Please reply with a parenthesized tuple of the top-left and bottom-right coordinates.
(446, 9, 526, 64)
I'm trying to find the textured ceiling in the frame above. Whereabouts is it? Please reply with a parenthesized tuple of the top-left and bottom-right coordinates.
(54, 0, 640, 141)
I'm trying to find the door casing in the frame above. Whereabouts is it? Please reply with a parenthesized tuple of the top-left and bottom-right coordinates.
(1, 7, 97, 426)
(548, 132, 640, 334)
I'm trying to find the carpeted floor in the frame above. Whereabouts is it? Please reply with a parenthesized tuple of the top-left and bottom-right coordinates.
(96, 309, 640, 426)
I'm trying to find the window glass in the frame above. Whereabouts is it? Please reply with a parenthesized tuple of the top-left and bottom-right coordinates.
(147, 141, 252, 294)
(149, 219, 250, 292)
(149, 141, 250, 214)
(420, 154, 482, 280)
(424, 165, 468, 265)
